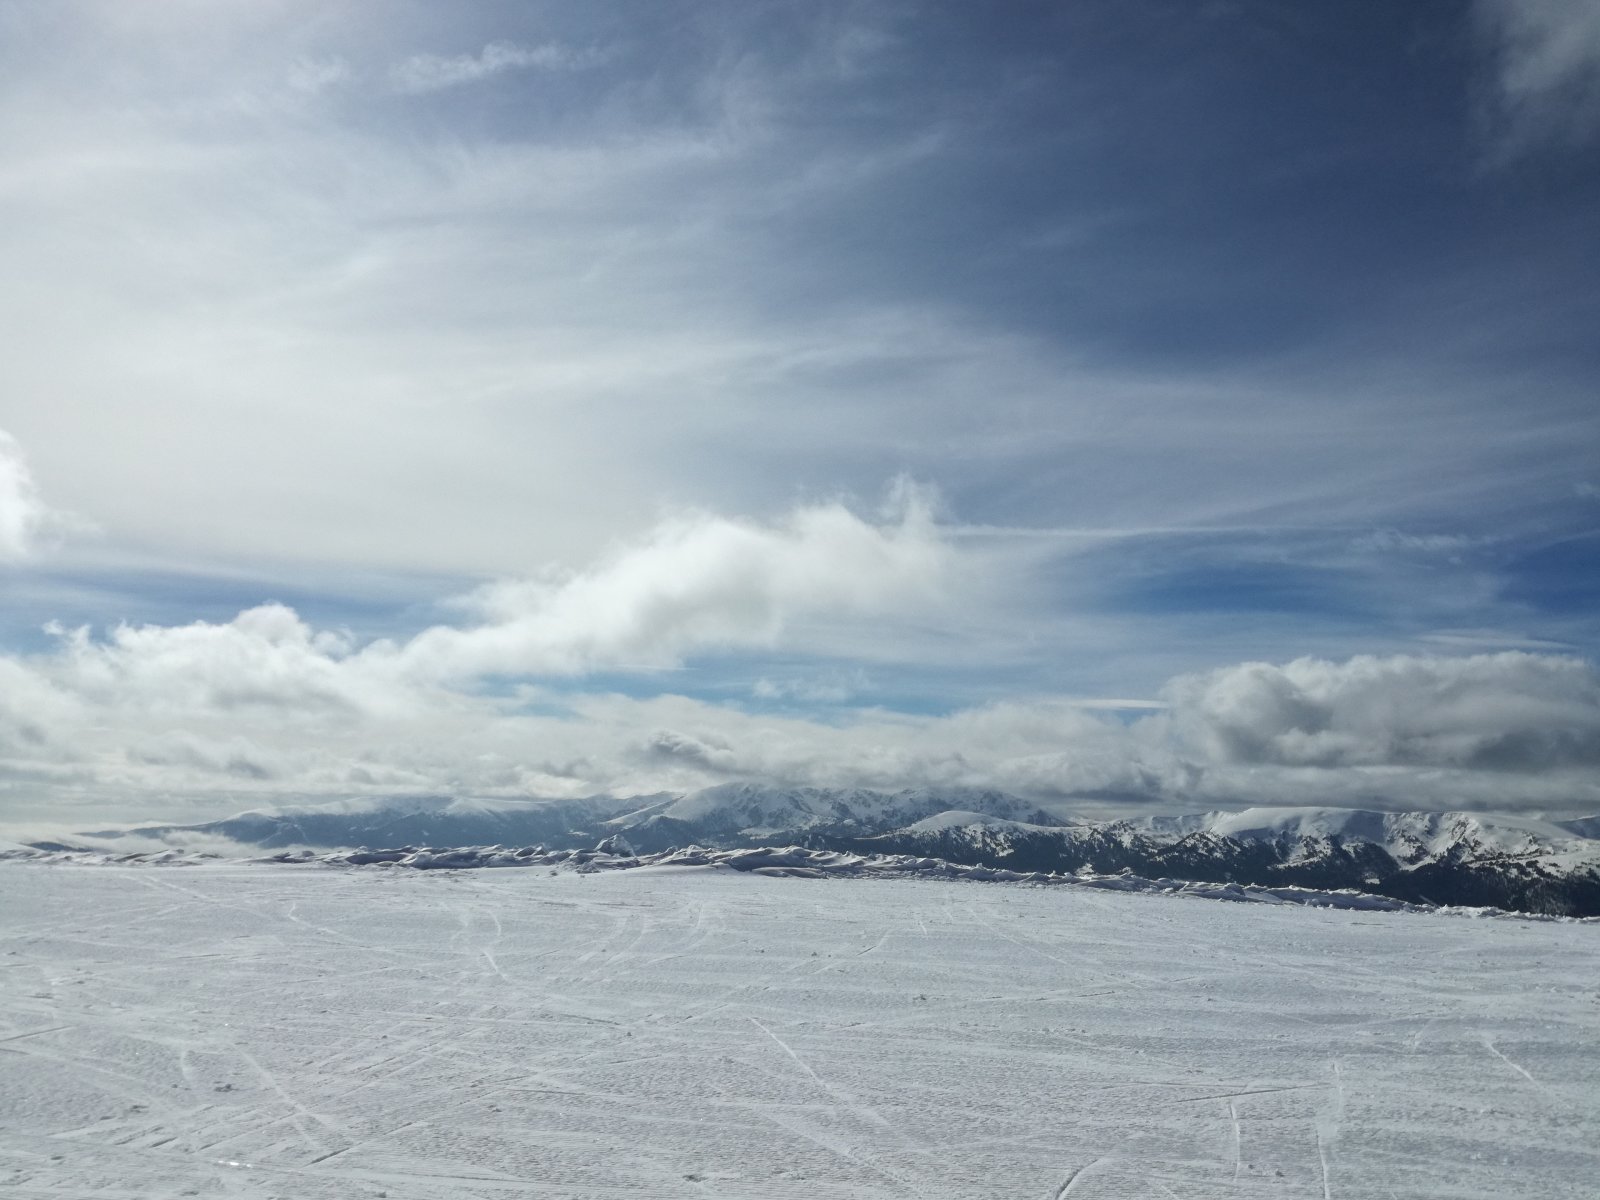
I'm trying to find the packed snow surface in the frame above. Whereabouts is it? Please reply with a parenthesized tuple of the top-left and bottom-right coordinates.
(2, 865, 1597, 1198)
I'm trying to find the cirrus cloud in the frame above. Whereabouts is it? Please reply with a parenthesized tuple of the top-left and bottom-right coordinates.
(1476, 0, 1600, 152)
(390, 40, 596, 94)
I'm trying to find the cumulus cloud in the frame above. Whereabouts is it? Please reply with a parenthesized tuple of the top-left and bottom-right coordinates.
(1164, 652, 1600, 770)
(4, 483, 947, 749)
(46, 604, 373, 717)
(4, 640, 1600, 828)
(0, 430, 55, 560)
(1476, 0, 1600, 150)
(643, 728, 741, 774)
(389, 481, 950, 680)
(390, 41, 593, 94)
(1, 483, 1597, 827)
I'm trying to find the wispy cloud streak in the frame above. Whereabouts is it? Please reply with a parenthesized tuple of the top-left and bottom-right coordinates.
(390, 40, 595, 93)
(1476, 0, 1600, 152)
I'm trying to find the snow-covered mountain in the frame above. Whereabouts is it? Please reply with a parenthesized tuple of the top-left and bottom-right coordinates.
(76, 784, 1066, 855)
(594, 782, 1063, 850)
(840, 804, 1600, 917)
(1128, 806, 1592, 859)
(72, 794, 667, 853)
(58, 788, 1600, 916)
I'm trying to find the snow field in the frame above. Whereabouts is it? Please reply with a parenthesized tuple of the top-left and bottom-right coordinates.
(1, 864, 1597, 1198)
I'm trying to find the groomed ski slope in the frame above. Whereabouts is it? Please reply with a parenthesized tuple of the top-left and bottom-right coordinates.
(2, 864, 1596, 1198)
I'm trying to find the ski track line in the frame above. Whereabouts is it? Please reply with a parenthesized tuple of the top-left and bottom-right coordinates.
(0, 1023, 73, 1044)
(1312, 1057, 1344, 1200)
(671, 949, 824, 1024)
(963, 905, 1079, 972)
(1228, 1099, 1242, 1189)
(234, 1048, 346, 1151)
(855, 928, 893, 957)
(274, 895, 461, 982)
(577, 912, 653, 985)
(1173, 1083, 1318, 1105)
(1480, 1033, 1536, 1084)
(746, 1014, 909, 1146)
(480, 944, 510, 985)
(960, 903, 1174, 996)
(1054, 1155, 1104, 1198)
(747, 1014, 829, 1089)
(749, 1105, 922, 1200)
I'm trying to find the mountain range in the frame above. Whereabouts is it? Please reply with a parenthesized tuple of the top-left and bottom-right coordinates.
(59, 784, 1600, 917)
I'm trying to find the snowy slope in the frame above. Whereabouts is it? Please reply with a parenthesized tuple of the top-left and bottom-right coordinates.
(2, 862, 1596, 1199)
(1558, 814, 1600, 840)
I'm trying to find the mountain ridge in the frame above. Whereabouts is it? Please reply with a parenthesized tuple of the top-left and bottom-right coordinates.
(57, 785, 1600, 916)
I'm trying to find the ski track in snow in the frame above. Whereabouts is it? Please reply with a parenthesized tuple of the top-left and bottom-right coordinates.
(1, 865, 1598, 1198)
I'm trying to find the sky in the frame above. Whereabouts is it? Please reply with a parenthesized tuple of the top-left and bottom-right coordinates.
(2, 0, 1599, 829)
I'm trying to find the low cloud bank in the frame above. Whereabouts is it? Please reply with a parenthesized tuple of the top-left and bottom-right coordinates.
(1166, 653, 1600, 771)
(1, 491, 1598, 827)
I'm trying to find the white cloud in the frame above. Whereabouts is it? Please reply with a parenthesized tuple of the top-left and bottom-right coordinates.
(4, 575, 1599, 829)
(390, 480, 949, 680)
(128, 731, 285, 781)
(390, 41, 592, 94)
(643, 728, 741, 774)
(0, 429, 66, 560)
(752, 668, 869, 704)
(0, 3, 1591, 593)
(1476, 0, 1600, 150)
(0, 489, 968, 817)
(287, 56, 352, 96)
(47, 604, 379, 718)
(1164, 652, 1600, 770)
(1351, 529, 1485, 556)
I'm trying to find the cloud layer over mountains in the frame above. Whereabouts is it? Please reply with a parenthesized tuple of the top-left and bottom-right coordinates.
(2, 480, 1595, 829)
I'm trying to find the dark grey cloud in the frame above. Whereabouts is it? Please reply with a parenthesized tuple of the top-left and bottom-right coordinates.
(642, 729, 739, 774)
(1166, 652, 1600, 771)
